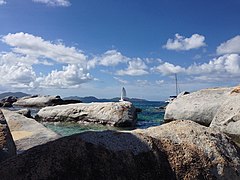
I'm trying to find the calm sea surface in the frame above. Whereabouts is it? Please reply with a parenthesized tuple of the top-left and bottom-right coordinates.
(44, 101, 166, 136)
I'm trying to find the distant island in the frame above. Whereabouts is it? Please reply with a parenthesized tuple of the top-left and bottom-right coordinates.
(63, 96, 148, 103)
(0, 92, 148, 103)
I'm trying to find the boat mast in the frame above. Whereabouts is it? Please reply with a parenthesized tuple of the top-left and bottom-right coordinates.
(175, 73, 178, 96)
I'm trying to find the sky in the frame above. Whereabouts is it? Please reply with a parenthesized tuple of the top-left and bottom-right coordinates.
(0, 0, 240, 100)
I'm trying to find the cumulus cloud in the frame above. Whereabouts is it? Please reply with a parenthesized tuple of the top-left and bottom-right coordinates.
(40, 64, 92, 88)
(163, 33, 206, 51)
(154, 54, 240, 82)
(2, 32, 87, 65)
(97, 50, 129, 66)
(153, 62, 185, 75)
(0, 32, 93, 89)
(216, 35, 240, 55)
(116, 59, 149, 76)
(0, 57, 36, 88)
(32, 0, 71, 7)
(0, 0, 6, 5)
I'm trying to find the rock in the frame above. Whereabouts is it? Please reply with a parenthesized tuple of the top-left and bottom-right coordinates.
(0, 110, 16, 162)
(165, 86, 240, 145)
(1, 109, 60, 153)
(164, 87, 231, 126)
(13, 95, 64, 107)
(210, 91, 240, 146)
(13, 95, 83, 107)
(0, 96, 18, 107)
(134, 120, 240, 179)
(16, 109, 32, 118)
(0, 130, 174, 180)
(0, 120, 239, 179)
(36, 101, 137, 127)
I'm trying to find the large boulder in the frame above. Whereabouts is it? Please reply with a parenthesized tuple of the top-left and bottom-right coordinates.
(210, 87, 240, 146)
(1, 109, 60, 153)
(0, 96, 18, 107)
(36, 101, 137, 127)
(135, 120, 240, 179)
(0, 130, 173, 180)
(164, 87, 231, 126)
(164, 86, 240, 145)
(0, 120, 239, 179)
(0, 110, 16, 162)
(13, 95, 64, 107)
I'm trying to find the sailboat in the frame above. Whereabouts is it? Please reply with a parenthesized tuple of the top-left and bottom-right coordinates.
(119, 87, 127, 102)
(165, 74, 179, 103)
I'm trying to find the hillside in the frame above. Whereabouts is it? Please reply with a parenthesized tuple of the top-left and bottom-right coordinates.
(0, 92, 30, 99)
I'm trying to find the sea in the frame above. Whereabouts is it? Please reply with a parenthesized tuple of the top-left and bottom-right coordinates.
(44, 101, 167, 136)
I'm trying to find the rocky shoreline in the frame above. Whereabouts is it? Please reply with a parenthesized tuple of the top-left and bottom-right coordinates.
(0, 87, 240, 179)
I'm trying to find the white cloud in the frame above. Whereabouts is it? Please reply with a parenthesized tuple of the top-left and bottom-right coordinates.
(154, 54, 240, 82)
(163, 33, 206, 51)
(2, 32, 87, 65)
(116, 59, 149, 76)
(97, 50, 129, 66)
(32, 0, 71, 7)
(40, 64, 92, 88)
(113, 77, 128, 84)
(187, 54, 240, 75)
(153, 62, 185, 75)
(216, 35, 240, 55)
(0, 0, 6, 5)
(156, 80, 164, 85)
(0, 57, 36, 88)
(0, 32, 93, 90)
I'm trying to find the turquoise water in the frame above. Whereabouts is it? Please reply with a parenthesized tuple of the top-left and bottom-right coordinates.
(45, 101, 166, 136)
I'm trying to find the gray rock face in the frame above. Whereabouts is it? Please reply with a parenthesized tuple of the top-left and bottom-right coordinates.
(165, 86, 240, 145)
(210, 89, 240, 146)
(0, 120, 239, 179)
(1, 109, 60, 153)
(135, 120, 240, 179)
(0, 110, 16, 162)
(16, 109, 32, 118)
(13, 95, 63, 107)
(164, 87, 231, 126)
(36, 101, 137, 127)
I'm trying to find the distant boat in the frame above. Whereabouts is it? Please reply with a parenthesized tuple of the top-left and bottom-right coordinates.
(165, 73, 179, 103)
(119, 87, 127, 102)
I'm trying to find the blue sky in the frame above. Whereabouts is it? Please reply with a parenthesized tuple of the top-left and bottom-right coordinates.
(0, 0, 240, 100)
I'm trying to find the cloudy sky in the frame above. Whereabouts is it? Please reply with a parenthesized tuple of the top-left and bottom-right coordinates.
(0, 0, 240, 100)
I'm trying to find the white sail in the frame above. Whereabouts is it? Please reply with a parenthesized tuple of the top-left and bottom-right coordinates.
(119, 87, 127, 101)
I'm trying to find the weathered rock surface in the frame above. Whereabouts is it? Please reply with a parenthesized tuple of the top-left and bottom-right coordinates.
(0, 96, 18, 107)
(0, 120, 239, 179)
(135, 120, 240, 179)
(16, 109, 32, 118)
(0, 130, 173, 180)
(164, 87, 231, 126)
(1, 109, 60, 152)
(165, 86, 240, 145)
(13, 95, 81, 108)
(36, 101, 137, 127)
(13, 95, 64, 107)
(210, 88, 240, 146)
(0, 110, 16, 162)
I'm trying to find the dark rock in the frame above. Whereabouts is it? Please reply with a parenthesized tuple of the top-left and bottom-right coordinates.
(0, 120, 239, 179)
(0, 131, 174, 180)
(0, 110, 16, 162)
(16, 109, 32, 118)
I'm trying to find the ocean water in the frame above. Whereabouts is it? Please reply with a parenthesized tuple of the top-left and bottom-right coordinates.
(45, 101, 166, 136)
